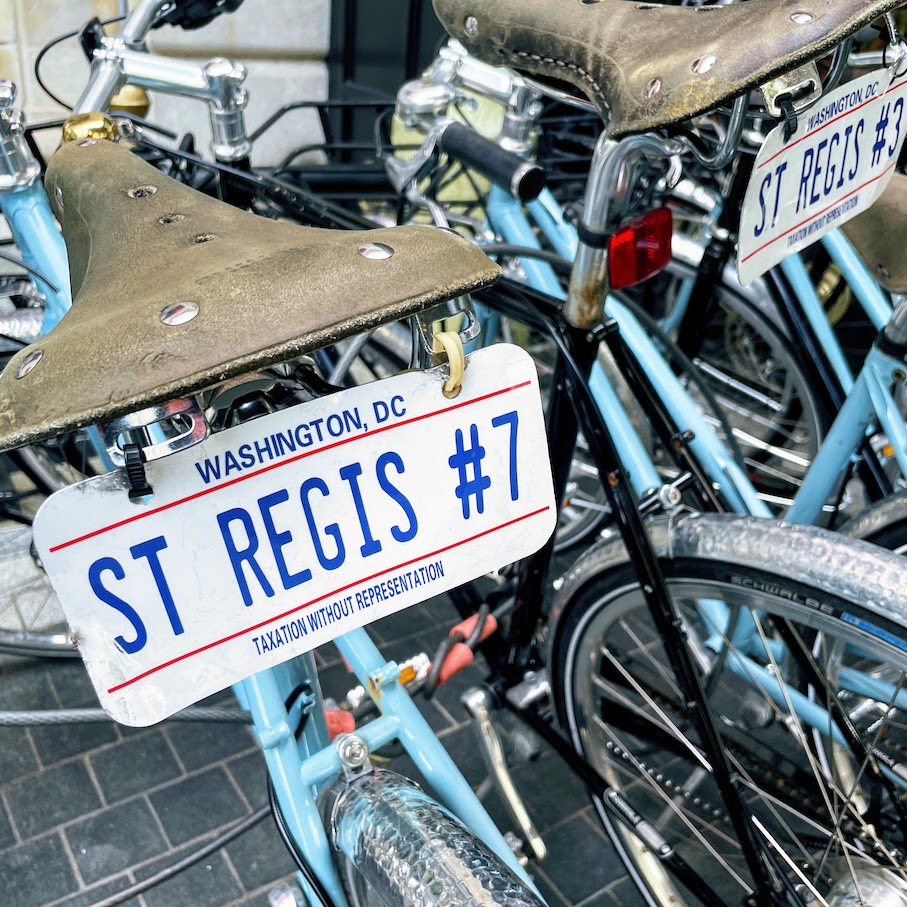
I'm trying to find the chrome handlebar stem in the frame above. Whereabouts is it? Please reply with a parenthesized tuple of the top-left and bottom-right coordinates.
(402, 40, 544, 155)
(74, 0, 251, 162)
(0, 82, 40, 189)
(74, 0, 170, 113)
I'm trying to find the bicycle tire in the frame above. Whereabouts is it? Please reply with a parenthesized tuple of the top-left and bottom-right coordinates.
(321, 769, 546, 907)
(549, 513, 907, 906)
(0, 430, 101, 657)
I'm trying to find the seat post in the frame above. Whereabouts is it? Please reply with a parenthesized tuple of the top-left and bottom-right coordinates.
(564, 132, 681, 328)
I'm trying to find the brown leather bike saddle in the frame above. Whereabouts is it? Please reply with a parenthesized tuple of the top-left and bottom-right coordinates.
(0, 139, 499, 451)
(843, 173, 907, 293)
(432, 0, 903, 137)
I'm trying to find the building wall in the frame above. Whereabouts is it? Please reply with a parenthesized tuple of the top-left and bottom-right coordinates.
(0, 0, 329, 165)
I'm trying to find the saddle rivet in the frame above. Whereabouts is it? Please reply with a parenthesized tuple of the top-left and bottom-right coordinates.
(692, 55, 716, 74)
(160, 301, 200, 326)
(790, 11, 813, 24)
(357, 242, 394, 260)
(15, 349, 43, 379)
(76, 138, 97, 147)
(160, 213, 185, 225)
(127, 185, 157, 199)
(464, 15, 479, 37)
(643, 78, 661, 99)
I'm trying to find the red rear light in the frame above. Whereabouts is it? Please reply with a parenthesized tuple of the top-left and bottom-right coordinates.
(608, 207, 673, 290)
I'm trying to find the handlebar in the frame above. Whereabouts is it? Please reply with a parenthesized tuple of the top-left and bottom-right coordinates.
(438, 122, 545, 202)
(72, 0, 251, 162)
(75, 0, 171, 114)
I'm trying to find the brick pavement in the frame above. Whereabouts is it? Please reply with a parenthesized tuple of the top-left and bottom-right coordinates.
(0, 593, 643, 907)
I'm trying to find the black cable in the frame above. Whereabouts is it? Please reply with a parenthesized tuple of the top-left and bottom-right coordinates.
(465, 604, 491, 648)
(423, 601, 493, 699)
(0, 248, 61, 293)
(35, 16, 125, 111)
(133, 134, 379, 229)
(34, 28, 80, 109)
(371, 108, 395, 165)
(268, 778, 334, 907)
(423, 634, 460, 699)
(481, 243, 571, 272)
(86, 804, 269, 907)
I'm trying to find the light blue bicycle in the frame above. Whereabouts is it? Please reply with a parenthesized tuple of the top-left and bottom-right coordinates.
(8, 2, 907, 905)
(379, 20, 907, 906)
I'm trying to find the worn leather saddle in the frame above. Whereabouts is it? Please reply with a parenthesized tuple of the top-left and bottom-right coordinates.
(0, 140, 500, 451)
(843, 173, 907, 294)
(432, 0, 903, 136)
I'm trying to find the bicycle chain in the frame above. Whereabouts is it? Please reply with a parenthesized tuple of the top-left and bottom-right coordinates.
(599, 688, 855, 831)
(593, 658, 907, 879)
(604, 739, 726, 822)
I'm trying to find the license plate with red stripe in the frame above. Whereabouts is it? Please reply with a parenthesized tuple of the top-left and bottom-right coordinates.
(738, 66, 907, 285)
(34, 344, 556, 726)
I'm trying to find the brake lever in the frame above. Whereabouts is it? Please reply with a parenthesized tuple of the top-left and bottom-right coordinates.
(383, 121, 447, 193)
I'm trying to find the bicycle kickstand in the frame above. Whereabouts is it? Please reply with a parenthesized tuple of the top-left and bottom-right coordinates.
(462, 685, 547, 861)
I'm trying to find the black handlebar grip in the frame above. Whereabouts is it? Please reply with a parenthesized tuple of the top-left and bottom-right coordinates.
(438, 122, 545, 202)
(155, 0, 245, 30)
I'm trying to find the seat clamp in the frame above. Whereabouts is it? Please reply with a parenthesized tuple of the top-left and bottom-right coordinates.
(575, 221, 610, 249)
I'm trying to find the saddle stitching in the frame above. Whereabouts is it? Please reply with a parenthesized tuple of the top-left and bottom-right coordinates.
(511, 49, 612, 124)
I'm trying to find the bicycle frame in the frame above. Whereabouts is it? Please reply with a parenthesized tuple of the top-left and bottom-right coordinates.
(0, 182, 70, 330)
(3, 177, 549, 907)
(232, 626, 537, 906)
(16, 25, 907, 901)
(0, 86, 70, 331)
(0, 23, 547, 906)
(475, 143, 907, 794)
(483, 184, 765, 512)
(484, 182, 907, 525)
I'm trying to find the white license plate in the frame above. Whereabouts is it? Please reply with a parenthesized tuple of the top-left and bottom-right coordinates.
(34, 344, 556, 726)
(738, 67, 907, 285)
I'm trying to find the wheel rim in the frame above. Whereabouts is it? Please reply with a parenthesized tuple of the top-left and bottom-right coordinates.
(0, 525, 73, 655)
(0, 433, 100, 657)
(561, 574, 907, 906)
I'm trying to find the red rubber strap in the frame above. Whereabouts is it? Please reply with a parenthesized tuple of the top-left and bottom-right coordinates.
(325, 708, 356, 740)
(449, 613, 498, 644)
(437, 642, 475, 685)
